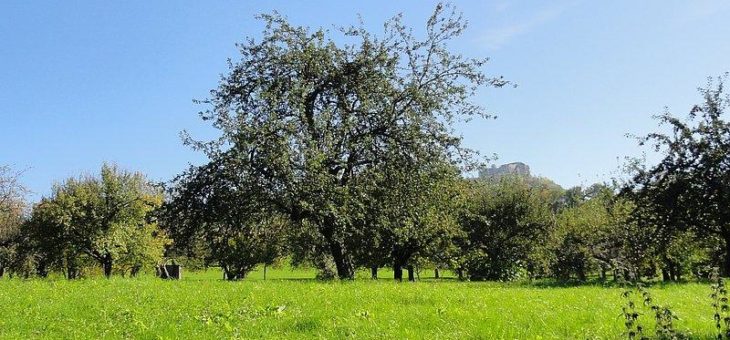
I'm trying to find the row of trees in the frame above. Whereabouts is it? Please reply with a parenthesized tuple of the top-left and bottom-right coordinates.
(1, 4, 728, 282)
(0, 164, 168, 278)
(0, 159, 719, 282)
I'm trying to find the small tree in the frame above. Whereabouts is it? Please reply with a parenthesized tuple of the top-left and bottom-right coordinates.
(162, 162, 287, 280)
(26, 164, 168, 278)
(354, 160, 463, 281)
(459, 175, 555, 281)
(551, 185, 626, 281)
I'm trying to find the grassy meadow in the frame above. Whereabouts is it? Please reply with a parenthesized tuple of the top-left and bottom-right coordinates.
(0, 267, 718, 339)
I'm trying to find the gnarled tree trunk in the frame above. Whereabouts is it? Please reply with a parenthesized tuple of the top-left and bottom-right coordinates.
(320, 221, 354, 280)
(327, 239, 354, 280)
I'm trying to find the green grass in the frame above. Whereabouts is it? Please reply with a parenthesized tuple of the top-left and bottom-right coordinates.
(0, 268, 719, 339)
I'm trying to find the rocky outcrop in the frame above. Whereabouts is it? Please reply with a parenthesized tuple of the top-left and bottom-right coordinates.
(479, 162, 531, 179)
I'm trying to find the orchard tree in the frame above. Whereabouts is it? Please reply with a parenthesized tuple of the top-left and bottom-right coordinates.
(459, 175, 555, 281)
(162, 161, 287, 280)
(551, 185, 633, 281)
(354, 159, 463, 281)
(625, 74, 730, 275)
(26, 164, 168, 278)
(183, 3, 506, 279)
(0, 166, 27, 277)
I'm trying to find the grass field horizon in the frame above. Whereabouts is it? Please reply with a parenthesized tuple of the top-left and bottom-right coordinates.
(0, 267, 717, 339)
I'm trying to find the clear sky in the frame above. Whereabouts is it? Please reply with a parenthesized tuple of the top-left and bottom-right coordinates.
(2, 1, 729, 201)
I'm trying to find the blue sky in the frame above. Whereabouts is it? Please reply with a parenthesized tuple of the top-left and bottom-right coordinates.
(2, 1, 729, 201)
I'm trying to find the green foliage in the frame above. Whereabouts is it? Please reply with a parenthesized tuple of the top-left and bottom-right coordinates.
(625, 74, 730, 275)
(661, 231, 717, 281)
(621, 282, 684, 340)
(213, 216, 288, 280)
(22, 164, 168, 278)
(550, 185, 640, 281)
(711, 268, 730, 339)
(162, 161, 288, 280)
(354, 161, 464, 280)
(180, 3, 506, 279)
(459, 175, 555, 281)
(0, 165, 27, 277)
(552, 187, 610, 281)
(621, 283, 646, 339)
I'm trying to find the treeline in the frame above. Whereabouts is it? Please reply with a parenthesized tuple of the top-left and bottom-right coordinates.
(0, 165, 168, 278)
(0, 161, 722, 282)
(1, 5, 728, 282)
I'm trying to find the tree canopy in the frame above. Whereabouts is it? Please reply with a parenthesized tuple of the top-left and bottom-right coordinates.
(625, 74, 730, 275)
(0, 166, 27, 277)
(169, 3, 507, 279)
(3, 7, 729, 286)
(23, 164, 168, 278)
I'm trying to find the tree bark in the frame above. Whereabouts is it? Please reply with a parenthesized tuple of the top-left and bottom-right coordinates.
(0, 266, 4, 278)
(130, 265, 141, 277)
(327, 239, 354, 280)
(371, 266, 378, 279)
(394, 262, 403, 281)
(434, 268, 440, 279)
(67, 266, 79, 280)
(457, 267, 465, 281)
(662, 267, 671, 281)
(103, 259, 113, 278)
(320, 221, 354, 280)
(407, 265, 415, 282)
